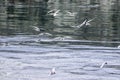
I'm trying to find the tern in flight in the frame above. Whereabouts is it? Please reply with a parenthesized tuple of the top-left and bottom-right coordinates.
(76, 18, 95, 28)
(47, 9, 60, 17)
(47, 9, 57, 14)
(66, 11, 77, 16)
(53, 10, 60, 16)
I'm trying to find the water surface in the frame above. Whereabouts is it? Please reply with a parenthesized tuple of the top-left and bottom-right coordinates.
(0, 35, 120, 80)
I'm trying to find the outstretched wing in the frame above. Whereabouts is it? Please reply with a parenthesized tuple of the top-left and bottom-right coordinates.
(77, 20, 87, 28)
(53, 10, 60, 16)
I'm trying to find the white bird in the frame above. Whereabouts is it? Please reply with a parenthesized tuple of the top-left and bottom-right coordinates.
(76, 18, 95, 28)
(66, 11, 77, 16)
(47, 9, 57, 14)
(76, 19, 87, 28)
(86, 18, 95, 25)
(100, 62, 107, 68)
(50, 67, 56, 75)
(47, 9, 60, 17)
(53, 10, 60, 16)
(32, 26, 40, 32)
(82, 62, 108, 71)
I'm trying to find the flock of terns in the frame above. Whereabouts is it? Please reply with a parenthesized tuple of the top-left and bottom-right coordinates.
(31, 9, 95, 34)
(47, 9, 95, 28)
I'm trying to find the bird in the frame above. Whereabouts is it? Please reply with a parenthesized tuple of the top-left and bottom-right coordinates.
(76, 18, 95, 28)
(66, 11, 77, 16)
(50, 67, 56, 75)
(47, 9, 57, 14)
(47, 9, 60, 17)
(53, 10, 60, 16)
(82, 62, 107, 71)
(32, 26, 40, 32)
(100, 62, 107, 68)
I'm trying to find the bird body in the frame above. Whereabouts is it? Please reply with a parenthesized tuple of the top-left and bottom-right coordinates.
(76, 18, 95, 28)
(77, 19, 87, 28)
(100, 62, 107, 68)
(53, 10, 60, 16)
(32, 26, 40, 32)
(82, 62, 107, 71)
(50, 67, 56, 75)
(47, 9, 60, 17)
(47, 9, 56, 14)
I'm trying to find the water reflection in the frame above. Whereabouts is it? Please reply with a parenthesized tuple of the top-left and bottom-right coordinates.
(0, 0, 120, 42)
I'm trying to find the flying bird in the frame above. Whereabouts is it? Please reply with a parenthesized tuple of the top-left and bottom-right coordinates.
(53, 10, 60, 16)
(66, 11, 77, 16)
(76, 18, 95, 28)
(47, 9, 60, 17)
(47, 9, 57, 14)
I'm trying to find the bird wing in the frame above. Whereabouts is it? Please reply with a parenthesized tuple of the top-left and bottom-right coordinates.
(86, 22, 91, 26)
(87, 18, 95, 23)
(53, 10, 60, 16)
(66, 11, 71, 14)
(47, 9, 56, 14)
(78, 20, 87, 28)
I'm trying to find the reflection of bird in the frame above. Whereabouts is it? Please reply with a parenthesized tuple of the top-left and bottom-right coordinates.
(50, 67, 56, 75)
(47, 9, 60, 17)
(76, 18, 95, 28)
(66, 11, 77, 16)
(100, 62, 107, 68)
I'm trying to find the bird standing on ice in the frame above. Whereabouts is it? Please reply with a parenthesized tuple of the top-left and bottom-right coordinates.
(50, 67, 56, 75)
(100, 62, 107, 68)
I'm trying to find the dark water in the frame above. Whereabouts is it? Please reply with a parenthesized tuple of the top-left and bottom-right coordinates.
(0, 0, 120, 41)
(0, 0, 120, 80)
(0, 35, 120, 80)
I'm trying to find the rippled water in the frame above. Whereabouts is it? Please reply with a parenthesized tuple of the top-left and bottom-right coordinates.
(0, 35, 120, 80)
